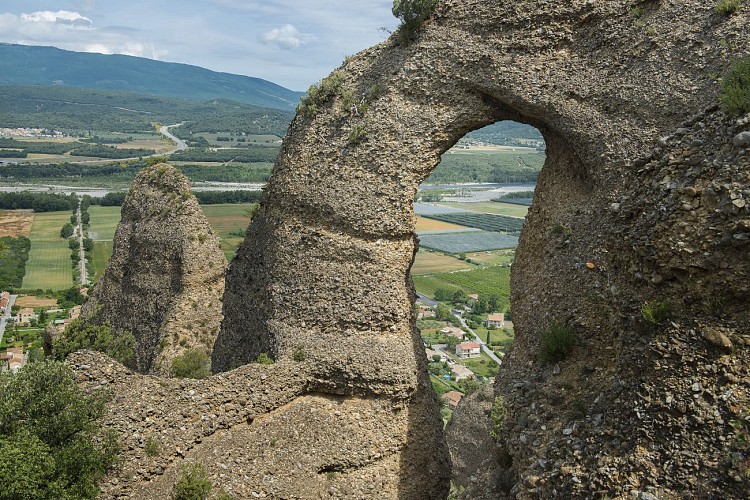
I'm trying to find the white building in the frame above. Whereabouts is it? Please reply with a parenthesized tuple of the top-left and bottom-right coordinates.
(456, 342, 481, 358)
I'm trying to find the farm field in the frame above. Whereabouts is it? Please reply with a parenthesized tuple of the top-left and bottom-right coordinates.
(494, 198, 532, 207)
(90, 241, 113, 283)
(465, 249, 514, 266)
(201, 204, 253, 260)
(87, 206, 121, 240)
(436, 201, 529, 218)
(86, 203, 254, 265)
(414, 202, 467, 216)
(415, 216, 468, 232)
(418, 231, 518, 253)
(14, 295, 58, 308)
(22, 211, 74, 290)
(412, 265, 511, 311)
(411, 250, 474, 275)
(424, 212, 525, 233)
(0, 209, 34, 237)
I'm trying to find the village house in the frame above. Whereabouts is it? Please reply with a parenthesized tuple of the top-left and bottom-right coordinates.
(486, 312, 505, 328)
(440, 325, 465, 340)
(0, 291, 9, 312)
(417, 307, 436, 320)
(456, 342, 481, 358)
(467, 293, 479, 303)
(441, 391, 464, 408)
(0, 347, 25, 373)
(68, 305, 82, 320)
(15, 307, 35, 325)
(451, 364, 474, 381)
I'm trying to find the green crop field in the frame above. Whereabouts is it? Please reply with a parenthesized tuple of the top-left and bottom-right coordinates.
(201, 204, 253, 260)
(90, 241, 113, 283)
(411, 250, 474, 275)
(412, 265, 511, 311)
(22, 211, 74, 290)
(436, 201, 529, 218)
(87, 206, 122, 240)
(465, 249, 515, 266)
(83, 203, 254, 266)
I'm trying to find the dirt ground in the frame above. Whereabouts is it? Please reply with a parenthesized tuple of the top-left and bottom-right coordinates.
(0, 210, 35, 237)
(415, 216, 468, 231)
(14, 296, 58, 308)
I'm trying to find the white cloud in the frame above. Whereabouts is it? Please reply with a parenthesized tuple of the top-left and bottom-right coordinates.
(259, 24, 301, 50)
(20, 10, 93, 30)
(83, 43, 111, 54)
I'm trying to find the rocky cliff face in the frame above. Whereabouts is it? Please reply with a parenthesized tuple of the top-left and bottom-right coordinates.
(73, 1, 749, 497)
(81, 164, 226, 375)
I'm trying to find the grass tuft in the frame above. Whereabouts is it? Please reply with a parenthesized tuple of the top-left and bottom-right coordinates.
(538, 322, 575, 363)
(720, 55, 750, 116)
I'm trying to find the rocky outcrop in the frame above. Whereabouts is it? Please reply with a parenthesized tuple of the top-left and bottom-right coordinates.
(81, 164, 226, 375)
(74, 1, 749, 497)
(213, 0, 748, 496)
(444, 385, 500, 489)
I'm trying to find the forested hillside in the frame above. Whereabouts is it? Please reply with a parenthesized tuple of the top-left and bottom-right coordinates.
(0, 86, 294, 137)
(0, 43, 303, 111)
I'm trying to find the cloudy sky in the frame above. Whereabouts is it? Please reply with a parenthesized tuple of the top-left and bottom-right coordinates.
(0, 1, 399, 90)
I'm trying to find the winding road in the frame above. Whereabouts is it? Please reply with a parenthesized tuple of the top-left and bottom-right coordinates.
(159, 123, 187, 154)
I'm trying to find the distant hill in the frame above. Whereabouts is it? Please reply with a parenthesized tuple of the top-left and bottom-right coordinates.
(0, 86, 294, 136)
(0, 43, 303, 112)
(467, 121, 544, 147)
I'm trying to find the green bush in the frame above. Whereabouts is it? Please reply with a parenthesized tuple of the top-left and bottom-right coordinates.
(256, 353, 274, 365)
(297, 71, 346, 118)
(720, 56, 750, 116)
(173, 463, 212, 500)
(538, 322, 575, 363)
(171, 349, 211, 379)
(392, 0, 440, 42)
(489, 395, 506, 439)
(52, 319, 135, 365)
(641, 300, 671, 324)
(716, 0, 744, 15)
(145, 436, 160, 457)
(0, 361, 120, 499)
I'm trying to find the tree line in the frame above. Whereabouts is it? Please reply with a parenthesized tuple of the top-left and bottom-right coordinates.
(0, 236, 31, 288)
(0, 160, 273, 184)
(0, 192, 78, 212)
(170, 145, 279, 163)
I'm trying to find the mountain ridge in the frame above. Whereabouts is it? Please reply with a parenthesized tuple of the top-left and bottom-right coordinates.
(0, 43, 303, 112)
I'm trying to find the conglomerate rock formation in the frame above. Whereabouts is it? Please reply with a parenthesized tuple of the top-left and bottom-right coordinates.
(75, 1, 749, 498)
(80, 164, 226, 375)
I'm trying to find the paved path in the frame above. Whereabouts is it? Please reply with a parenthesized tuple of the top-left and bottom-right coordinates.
(77, 201, 88, 286)
(0, 294, 17, 346)
(454, 313, 503, 365)
(159, 123, 187, 154)
(416, 292, 438, 308)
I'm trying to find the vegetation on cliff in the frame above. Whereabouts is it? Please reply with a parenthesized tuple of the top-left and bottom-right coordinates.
(721, 55, 750, 116)
(392, 0, 440, 41)
(0, 361, 120, 499)
(52, 318, 135, 365)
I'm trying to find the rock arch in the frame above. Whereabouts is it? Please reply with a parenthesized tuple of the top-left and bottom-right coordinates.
(89, 1, 749, 497)
(212, 1, 749, 497)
